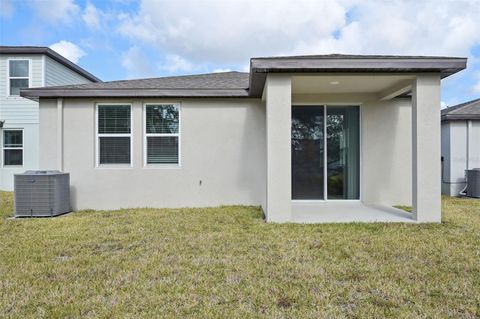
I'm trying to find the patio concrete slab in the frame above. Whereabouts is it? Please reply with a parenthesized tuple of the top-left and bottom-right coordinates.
(291, 201, 415, 223)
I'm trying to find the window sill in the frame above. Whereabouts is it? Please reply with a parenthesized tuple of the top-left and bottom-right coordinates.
(143, 164, 181, 169)
(95, 164, 133, 169)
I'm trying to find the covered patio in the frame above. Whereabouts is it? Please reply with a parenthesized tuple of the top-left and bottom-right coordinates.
(255, 55, 467, 223)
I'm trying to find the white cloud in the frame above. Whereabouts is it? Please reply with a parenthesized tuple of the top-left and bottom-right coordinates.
(82, 2, 102, 30)
(158, 55, 194, 73)
(118, 0, 347, 65)
(121, 46, 157, 79)
(473, 82, 480, 94)
(50, 41, 86, 63)
(0, 0, 14, 18)
(117, 0, 480, 69)
(29, 0, 80, 25)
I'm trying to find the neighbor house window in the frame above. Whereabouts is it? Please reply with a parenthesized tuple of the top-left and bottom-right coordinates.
(8, 60, 29, 96)
(3, 130, 23, 166)
(144, 104, 180, 165)
(97, 104, 132, 165)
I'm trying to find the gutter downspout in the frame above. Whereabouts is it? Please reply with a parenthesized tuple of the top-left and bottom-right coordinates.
(467, 120, 472, 170)
(57, 98, 63, 171)
(458, 120, 473, 196)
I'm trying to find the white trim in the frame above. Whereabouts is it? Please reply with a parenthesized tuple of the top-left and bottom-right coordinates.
(6, 58, 32, 97)
(1, 128, 24, 167)
(467, 120, 472, 170)
(323, 105, 328, 200)
(41, 55, 46, 86)
(143, 103, 181, 168)
(95, 103, 133, 168)
(57, 98, 63, 171)
(291, 103, 362, 202)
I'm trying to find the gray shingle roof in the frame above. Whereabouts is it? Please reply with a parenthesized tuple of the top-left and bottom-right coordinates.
(20, 54, 467, 99)
(442, 98, 480, 121)
(43, 71, 249, 90)
(20, 71, 250, 99)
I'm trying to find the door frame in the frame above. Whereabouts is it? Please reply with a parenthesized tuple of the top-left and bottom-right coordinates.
(291, 103, 363, 203)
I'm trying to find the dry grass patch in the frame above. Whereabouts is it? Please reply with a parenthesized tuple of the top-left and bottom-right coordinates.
(0, 192, 479, 318)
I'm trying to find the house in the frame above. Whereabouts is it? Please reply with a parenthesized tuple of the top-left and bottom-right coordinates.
(0, 46, 100, 190)
(441, 98, 480, 196)
(21, 54, 467, 223)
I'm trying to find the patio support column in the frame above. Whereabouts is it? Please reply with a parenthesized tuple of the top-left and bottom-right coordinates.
(264, 74, 292, 222)
(412, 74, 442, 222)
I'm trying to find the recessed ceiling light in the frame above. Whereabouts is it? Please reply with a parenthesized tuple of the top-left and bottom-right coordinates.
(330, 81, 340, 85)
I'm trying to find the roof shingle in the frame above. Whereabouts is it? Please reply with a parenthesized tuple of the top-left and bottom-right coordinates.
(441, 98, 480, 121)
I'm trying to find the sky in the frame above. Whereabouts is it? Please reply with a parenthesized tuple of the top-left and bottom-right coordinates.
(1, 0, 479, 107)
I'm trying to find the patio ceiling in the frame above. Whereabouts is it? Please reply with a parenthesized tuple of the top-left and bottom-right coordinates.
(291, 74, 415, 95)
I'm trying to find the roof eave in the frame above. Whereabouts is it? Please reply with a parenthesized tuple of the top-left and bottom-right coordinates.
(20, 88, 250, 99)
(248, 57, 467, 97)
(442, 114, 480, 121)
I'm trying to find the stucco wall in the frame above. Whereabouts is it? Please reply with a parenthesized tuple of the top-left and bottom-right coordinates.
(39, 92, 414, 212)
(39, 98, 266, 210)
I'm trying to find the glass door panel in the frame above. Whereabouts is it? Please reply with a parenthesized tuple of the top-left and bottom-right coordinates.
(291, 106, 324, 200)
(326, 106, 360, 199)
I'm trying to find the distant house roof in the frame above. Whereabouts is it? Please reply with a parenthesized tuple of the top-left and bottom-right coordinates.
(21, 54, 467, 99)
(0, 46, 101, 82)
(441, 98, 480, 121)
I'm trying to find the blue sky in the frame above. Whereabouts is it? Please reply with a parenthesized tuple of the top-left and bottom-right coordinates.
(1, 0, 479, 107)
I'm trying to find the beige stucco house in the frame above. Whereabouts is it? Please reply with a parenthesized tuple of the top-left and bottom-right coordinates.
(21, 54, 467, 223)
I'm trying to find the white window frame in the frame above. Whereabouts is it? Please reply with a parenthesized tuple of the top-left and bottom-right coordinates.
(7, 58, 31, 97)
(143, 103, 181, 168)
(95, 103, 133, 168)
(2, 129, 24, 167)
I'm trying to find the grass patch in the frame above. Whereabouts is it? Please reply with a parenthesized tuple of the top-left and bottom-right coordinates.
(394, 205, 412, 212)
(1, 191, 479, 318)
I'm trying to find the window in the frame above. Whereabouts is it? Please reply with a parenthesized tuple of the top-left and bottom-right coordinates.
(144, 104, 180, 165)
(8, 60, 29, 96)
(3, 130, 23, 166)
(97, 104, 132, 166)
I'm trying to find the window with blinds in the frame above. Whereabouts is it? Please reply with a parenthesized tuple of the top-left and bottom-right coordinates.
(145, 104, 180, 165)
(97, 104, 132, 165)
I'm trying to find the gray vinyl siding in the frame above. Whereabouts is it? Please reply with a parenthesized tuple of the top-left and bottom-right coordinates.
(45, 56, 91, 86)
(0, 54, 42, 124)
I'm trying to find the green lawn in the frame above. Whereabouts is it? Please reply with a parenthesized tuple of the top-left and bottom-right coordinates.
(0, 192, 479, 318)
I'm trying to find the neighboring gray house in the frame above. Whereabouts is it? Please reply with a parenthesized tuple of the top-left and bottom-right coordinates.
(0, 46, 100, 190)
(21, 54, 467, 223)
(441, 98, 480, 196)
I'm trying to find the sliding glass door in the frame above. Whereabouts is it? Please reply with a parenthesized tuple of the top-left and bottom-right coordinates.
(292, 105, 360, 200)
(292, 106, 325, 199)
(326, 106, 360, 199)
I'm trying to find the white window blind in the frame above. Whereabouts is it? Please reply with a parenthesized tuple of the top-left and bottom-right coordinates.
(145, 104, 180, 165)
(97, 105, 132, 165)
